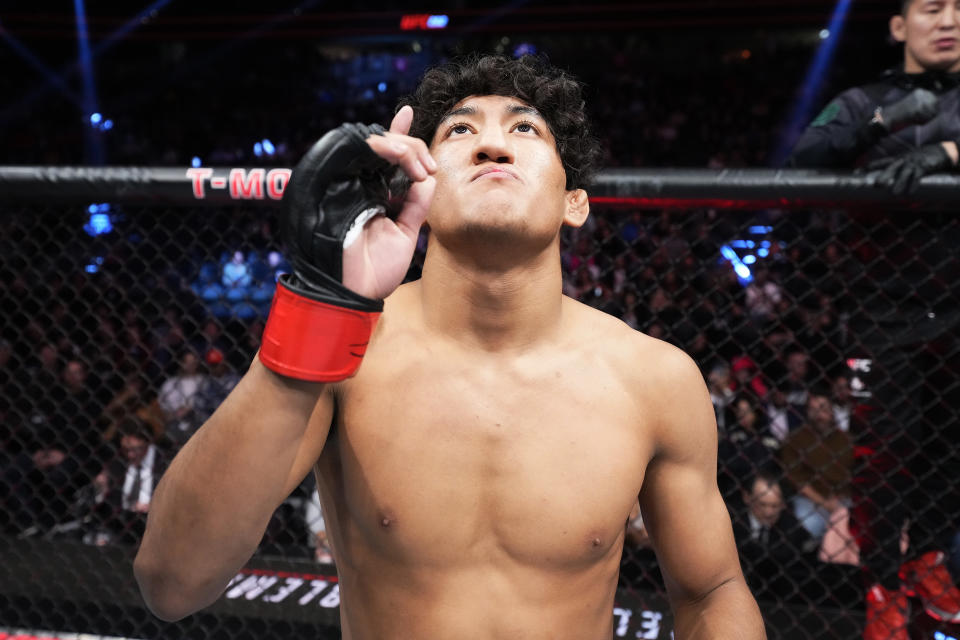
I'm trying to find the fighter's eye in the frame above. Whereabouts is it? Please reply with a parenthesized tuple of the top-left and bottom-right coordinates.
(513, 120, 540, 134)
(448, 123, 472, 136)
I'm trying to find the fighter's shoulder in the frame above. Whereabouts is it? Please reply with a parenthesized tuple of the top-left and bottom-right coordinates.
(564, 297, 704, 392)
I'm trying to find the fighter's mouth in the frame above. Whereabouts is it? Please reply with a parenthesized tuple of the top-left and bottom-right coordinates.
(472, 166, 519, 181)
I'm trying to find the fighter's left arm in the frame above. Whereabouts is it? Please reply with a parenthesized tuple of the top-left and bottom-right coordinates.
(638, 346, 766, 639)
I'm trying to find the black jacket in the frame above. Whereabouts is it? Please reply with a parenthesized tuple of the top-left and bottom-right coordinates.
(790, 66, 960, 169)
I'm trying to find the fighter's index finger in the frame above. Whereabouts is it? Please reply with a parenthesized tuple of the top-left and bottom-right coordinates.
(390, 105, 414, 136)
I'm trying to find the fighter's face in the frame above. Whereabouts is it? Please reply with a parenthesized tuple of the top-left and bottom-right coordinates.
(426, 95, 588, 253)
(893, 0, 960, 73)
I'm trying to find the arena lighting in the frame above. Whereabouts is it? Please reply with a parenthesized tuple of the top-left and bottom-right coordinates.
(400, 14, 449, 30)
(720, 244, 754, 284)
(0, 0, 172, 127)
(513, 42, 537, 57)
(191, 156, 202, 168)
(934, 632, 959, 640)
(0, 18, 80, 105)
(83, 203, 113, 237)
(84, 255, 104, 273)
(75, 0, 105, 165)
(772, 0, 853, 165)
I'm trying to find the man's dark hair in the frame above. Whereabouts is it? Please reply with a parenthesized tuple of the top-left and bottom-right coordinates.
(117, 417, 152, 443)
(748, 468, 783, 495)
(398, 54, 602, 190)
(900, 0, 914, 14)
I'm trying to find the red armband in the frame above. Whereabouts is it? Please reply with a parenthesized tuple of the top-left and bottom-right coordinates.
(259, 282, 380, 382)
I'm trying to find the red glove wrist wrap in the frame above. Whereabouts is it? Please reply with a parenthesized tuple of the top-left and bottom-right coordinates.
(259, 282, 380, 382)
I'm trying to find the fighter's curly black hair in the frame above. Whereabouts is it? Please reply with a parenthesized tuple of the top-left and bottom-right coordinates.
(397, 54, 602, 191)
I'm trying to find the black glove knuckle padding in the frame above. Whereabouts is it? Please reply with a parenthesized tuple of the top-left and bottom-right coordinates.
(281, 122, 392, 310)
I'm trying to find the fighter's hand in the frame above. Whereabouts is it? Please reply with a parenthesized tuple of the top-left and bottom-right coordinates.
(259, 112, 435, 381)
(344, 106, 436, 299)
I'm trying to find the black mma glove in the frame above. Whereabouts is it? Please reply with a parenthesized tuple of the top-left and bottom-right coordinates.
(259, 122, 392, 382)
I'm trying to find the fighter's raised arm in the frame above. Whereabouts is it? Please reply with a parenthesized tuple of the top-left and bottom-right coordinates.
(133, 107, 434, 621)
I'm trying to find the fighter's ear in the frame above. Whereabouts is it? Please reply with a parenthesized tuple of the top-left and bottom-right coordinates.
(890, 14, 907, 43)
(562, 188, 590, 228)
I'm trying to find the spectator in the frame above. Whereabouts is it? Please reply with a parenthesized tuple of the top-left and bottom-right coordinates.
(0, 417, 82, 534)
(706, 363, 736, 432)
(780, 349, 811, 428)
(731, 471, 816, 597)
(733, 471, 812, 554)
(831, 372, 853, 433)
(194, 348, 241, 422)
(25, 343, 60, 404)
(764, 388, 792, 443)
(115, 419, 166, 512)
(717, 395, 781, 501)
(49, 358, 108, 469)
(744, 266, 782, 323)
(781, 391, 853, 541)
(100, 372, 166, 445)
(157, 350, 207, 448)
(85, 418, 169, 546)
(730, 354, 769, 402)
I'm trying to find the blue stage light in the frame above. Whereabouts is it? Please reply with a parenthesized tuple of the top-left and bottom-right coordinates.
(720, 243, 754, 285)
(426, 14, 449, 28)
(102, 119, 113, 130)
(262, 138, 275, 155)
(191, 156, 201, 168)
(253, 142, 263, 157)
(83, 211, 113, 237)
(85, 255, 104, 273)
(513, 43, 537, 57)
(90, 112, 102, 125)
(377, 82, 387, 93)
(773, 0, 853, 165)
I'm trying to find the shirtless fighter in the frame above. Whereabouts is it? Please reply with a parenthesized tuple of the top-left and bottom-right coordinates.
(134, 55, 765, 639)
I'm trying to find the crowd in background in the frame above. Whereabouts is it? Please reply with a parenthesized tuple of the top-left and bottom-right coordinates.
(1, 30, 956, 609)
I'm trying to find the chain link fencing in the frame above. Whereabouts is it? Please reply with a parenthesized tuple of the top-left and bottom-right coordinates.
(0, 196, 958, 639)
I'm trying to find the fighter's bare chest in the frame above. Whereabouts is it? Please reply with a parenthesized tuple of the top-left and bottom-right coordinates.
(320, 344, 651, 565)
